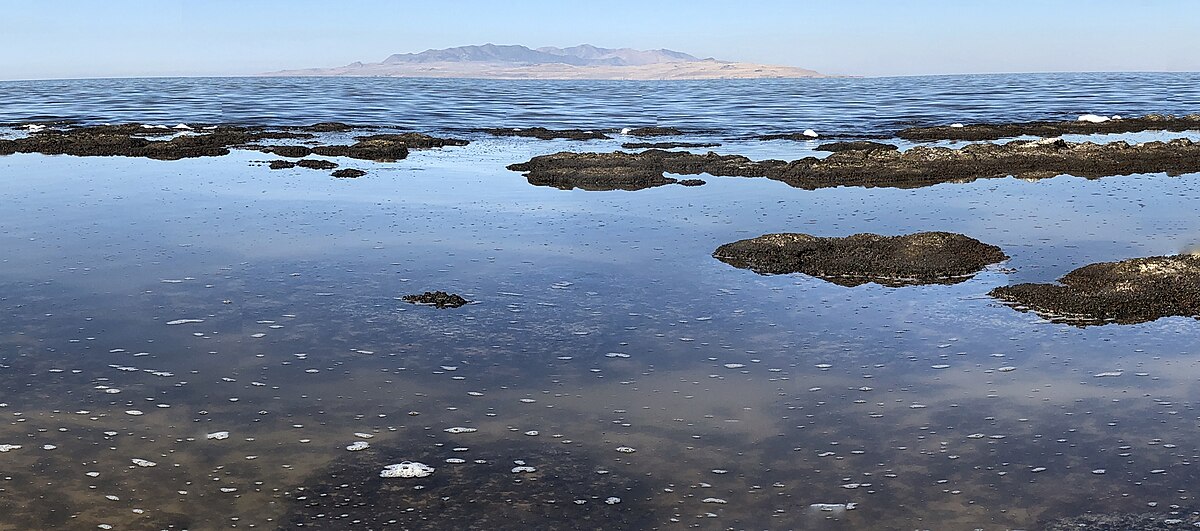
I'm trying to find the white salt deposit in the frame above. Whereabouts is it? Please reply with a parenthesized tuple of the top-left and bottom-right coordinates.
(165, 319, 204, 325)
(702, 497, 728, 504)
(206, 431, 229, 440)
(606, 497, 622, 505)
(379, 461, 433, 478)
(511, 466, 537, 473)
(131, 459, 157, 467)
(444, 427, 477, 434)
(0, 444, 22, 452)
(346, 441, 370, 451)
(615, 446, 636, 453)
(1078, 114, 1111, 123)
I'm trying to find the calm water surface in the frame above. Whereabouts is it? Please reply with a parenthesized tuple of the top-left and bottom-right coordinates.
(1, 75, 1200, 530)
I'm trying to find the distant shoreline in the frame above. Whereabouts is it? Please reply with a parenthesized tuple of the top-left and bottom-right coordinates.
(261, 60, 832, 81)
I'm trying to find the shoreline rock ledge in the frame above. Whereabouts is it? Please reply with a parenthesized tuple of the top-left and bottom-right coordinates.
(713, 231, 1008, 287)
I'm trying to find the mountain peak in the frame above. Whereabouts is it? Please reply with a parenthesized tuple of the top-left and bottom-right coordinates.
(383, 44, 702, 67)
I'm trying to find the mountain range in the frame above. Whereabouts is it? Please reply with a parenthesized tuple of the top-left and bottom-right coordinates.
(265, 44, 827, 80)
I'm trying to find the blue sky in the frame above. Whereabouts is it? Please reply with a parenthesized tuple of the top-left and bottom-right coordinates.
(2, 0, 1197, 80)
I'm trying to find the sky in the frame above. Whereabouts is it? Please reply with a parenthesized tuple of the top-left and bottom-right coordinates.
(2, 0, 1198, 80)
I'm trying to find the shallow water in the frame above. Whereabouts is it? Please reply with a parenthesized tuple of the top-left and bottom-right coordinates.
(2, 76, 1200, 530)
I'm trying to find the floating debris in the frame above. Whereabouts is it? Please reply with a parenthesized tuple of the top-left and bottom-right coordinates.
(402, 291, 470, 309)
(444, 427, 478, 434)
(165, 319, 204, 325)
(379, 461, 434, 478)
(0, 444, 22, 452)
(511, 466, 537, 473)
(131, 459, 157, 467)
(702, 498, 728, 504)
(206, 431, 230, 440)
(346, 441, 370, 452)
(615, 446, 637, 453)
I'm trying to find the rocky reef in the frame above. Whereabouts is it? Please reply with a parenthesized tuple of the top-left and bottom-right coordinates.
(484, 127, 610, 140)
(0, 122, 468, 164)
(898, 113, 1200, 141)
(713, 231, 1008, 287)
(990, 254, 1200, 325)
(403, 291, 471, 308)
(507, 138, 1200, 191)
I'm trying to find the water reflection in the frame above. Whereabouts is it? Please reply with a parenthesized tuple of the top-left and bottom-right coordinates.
(1, 137, 1199, 529)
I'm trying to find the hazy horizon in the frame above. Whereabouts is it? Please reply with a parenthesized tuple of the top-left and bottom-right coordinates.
(3, 0, 1199, 81)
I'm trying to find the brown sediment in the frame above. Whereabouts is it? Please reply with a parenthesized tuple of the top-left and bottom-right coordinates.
(1043, 511, 1200, 530)
(713, 231, 1008, 287)
(623, 126, 684, 136)
(898, 113, 1200, 141)
(507, 138, 1200, 191)
(620, 141, 721, 149)
(331, 168, 367, 178)
(815, 141, 898, 152)
(484, 127, 610, 140)
(402, 291, 470, 308)
(989, 254, 1200, 325)
(282, 442, 649, 530)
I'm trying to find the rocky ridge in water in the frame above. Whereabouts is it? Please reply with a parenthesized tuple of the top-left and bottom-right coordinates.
(507, 137, 1200, 191)
(713, 231, 1008, 287)
(990, 254, 1200, 325)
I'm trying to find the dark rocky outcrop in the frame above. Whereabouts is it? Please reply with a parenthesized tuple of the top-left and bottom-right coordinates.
(815, 141, 898, 152)
(620, 141, 720, 149)
(484, 127, 610, 140)
(623, 126, 683, 136)
(262, 145, 313, 158)
(297, 159, 338, 170)
(990, 254, 1200, 325)
(331, 168, 367, 178)
(402, 291, 470, 308)
(353, 132, 469, 149)
(301, 122, 356, 132)
(313, 138, 409, 161)
(268, 160, 297, 169)
(678, 179, 706, 186)
(507, 138, 1200, 191)
(714, 231, 1008, 287)
(898, 113, 1200, 141)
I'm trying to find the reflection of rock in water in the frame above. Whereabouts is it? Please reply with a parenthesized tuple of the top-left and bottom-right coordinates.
(1044, 511, 1200, 530)
(284, 441, 650, 529)
(990, 254, 1200, 325)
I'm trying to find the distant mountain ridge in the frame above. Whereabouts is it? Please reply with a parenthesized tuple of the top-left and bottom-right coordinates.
(265, 44, 829, 80)
(381, 44, 704, 67)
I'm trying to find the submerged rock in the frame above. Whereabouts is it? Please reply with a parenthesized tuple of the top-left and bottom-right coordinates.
(302, 122, 356, 132)
(283, 441, 648, 530)
(714, 231, 1008, 287)
(898, 113, 1200, 141)
(403, 291, 470, 308)
(331, 168, 367, 178)
(484, 127, 610, 140)
(1043, 511, 1200, 530)
(268, 160, 297, 169)
(989, 254, 1200, 325)
(507, 138, 1200, 191)
(313, 138, 409, 161)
